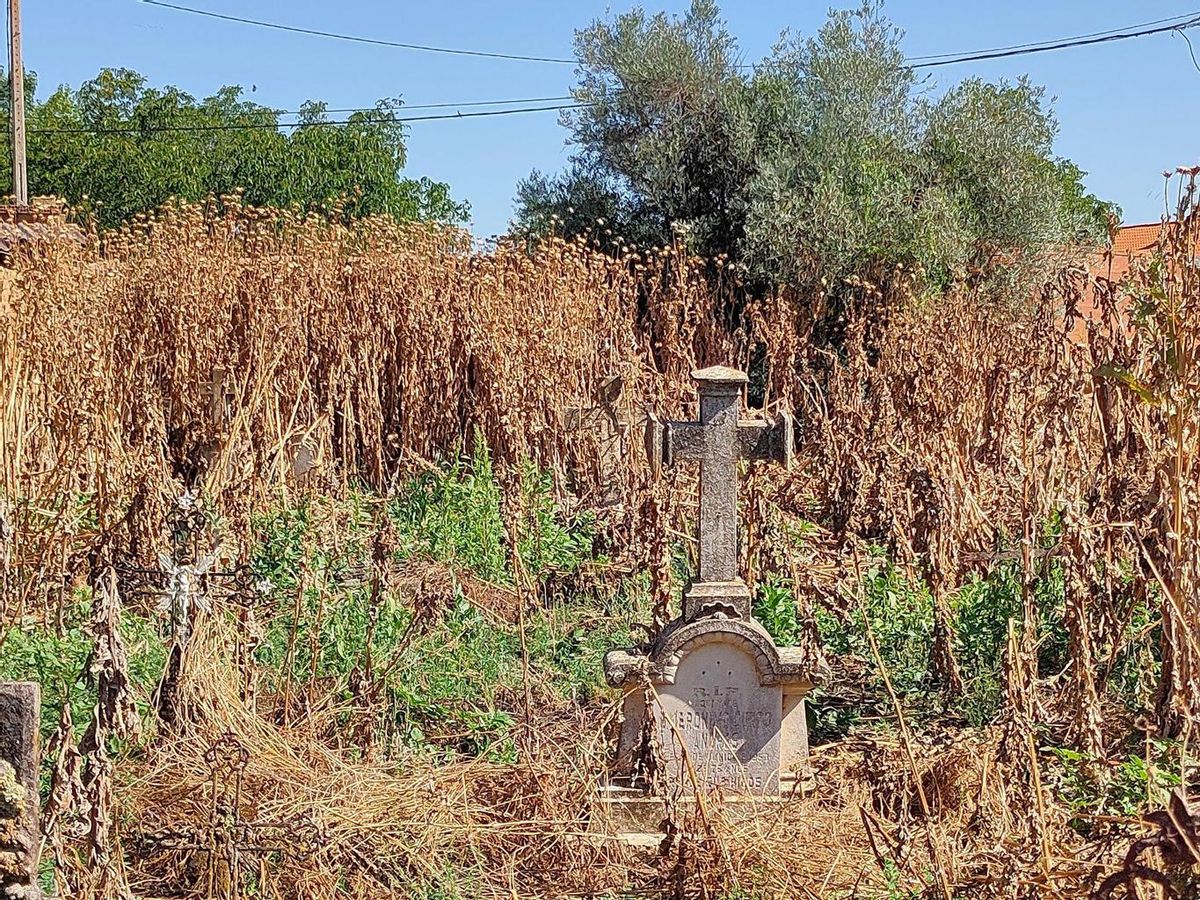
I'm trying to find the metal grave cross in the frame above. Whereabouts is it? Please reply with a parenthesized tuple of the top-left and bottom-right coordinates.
(140, 732, 324, 900)
(648, 365, 792, 620)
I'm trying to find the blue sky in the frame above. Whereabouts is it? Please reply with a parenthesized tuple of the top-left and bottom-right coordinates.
(26, 1, 1200, 235)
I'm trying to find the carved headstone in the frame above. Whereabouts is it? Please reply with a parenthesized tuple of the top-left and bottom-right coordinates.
(0, 682, 41, 899)
(606, 366, 817, 795)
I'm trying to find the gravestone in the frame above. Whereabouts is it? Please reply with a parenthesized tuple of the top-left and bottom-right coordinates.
(0, 682, 41, 899)
(605, 366, 817, 795)
(565, 372, 631, 507)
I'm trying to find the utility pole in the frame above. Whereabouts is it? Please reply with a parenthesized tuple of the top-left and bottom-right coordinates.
(8, 0, 25, 205)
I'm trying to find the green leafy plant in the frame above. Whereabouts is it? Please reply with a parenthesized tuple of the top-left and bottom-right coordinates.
(952, 557, 1070, 726)
(248, 456, 627, 761)
(1049, 740, 1184, 822)
(388, 441, 510, 584)
(0, 594, 166, 749)
(516, 463, 596, 579)
(817, 553, 935, 699)
(753, 573, 800, 647)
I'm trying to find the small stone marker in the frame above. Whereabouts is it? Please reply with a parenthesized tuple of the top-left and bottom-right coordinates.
(607, 366, 816, 795)
(0, 682, 41, 899)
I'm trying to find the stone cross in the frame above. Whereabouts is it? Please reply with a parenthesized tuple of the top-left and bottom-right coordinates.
(650, 366, 792, 620)
(606, 365, 815, 798)
(0, 682, 41, 900)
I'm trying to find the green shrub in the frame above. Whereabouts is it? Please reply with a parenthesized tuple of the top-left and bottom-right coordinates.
(515, 463, 597, 578)
(384, 442, 597, 585)
(0, 593, 166, 757)
(953, 567, 1021, 726)
(802, 542, 1078, 732)
(951, 558, 1073, 726)
(248, 449, 628, 761)
(251, 499, 312, 596)
(816, 552, 935, 700)
(1048, 739, 1184, 822)
(753, 574, 800, 647)
(389, 441, 510, 584)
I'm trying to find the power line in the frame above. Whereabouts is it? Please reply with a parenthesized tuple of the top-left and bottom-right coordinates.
(29, 103, 585, 135)
(33, 6, 1200, 137)
(141, 0, 575, 64)
(145, 0, 1200, 73)
(740, 10, 1200, 69)
(1178, 28, 1200, 73)
(908, 13, 1200, 69)
(905, 10, 1200, 62)
(271, 95, 574, 116)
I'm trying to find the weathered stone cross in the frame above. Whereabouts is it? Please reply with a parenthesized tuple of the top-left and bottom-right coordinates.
(651, 366, 792, 620)
(607, 366, 810, 796)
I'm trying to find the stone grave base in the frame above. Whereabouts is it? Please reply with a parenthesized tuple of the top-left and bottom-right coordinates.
(605, 614, 816, 796)
(592, 771, 816, 848)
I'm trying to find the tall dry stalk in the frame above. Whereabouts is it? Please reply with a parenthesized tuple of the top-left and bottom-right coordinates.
(1124, 170, 1200, 735)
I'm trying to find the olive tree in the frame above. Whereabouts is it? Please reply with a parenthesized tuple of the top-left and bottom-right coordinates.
(514, 1, 1115, 299)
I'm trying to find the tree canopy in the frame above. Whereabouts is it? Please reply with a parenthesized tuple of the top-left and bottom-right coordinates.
(514, 1, 1116, 296)
(1, 68, 467, 228)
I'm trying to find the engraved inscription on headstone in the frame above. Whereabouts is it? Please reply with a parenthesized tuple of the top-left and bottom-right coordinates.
(658, 641, 781, 792)
(607, 611, 815, 795)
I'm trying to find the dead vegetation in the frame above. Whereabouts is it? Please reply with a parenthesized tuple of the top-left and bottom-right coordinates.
(2, 174, 1200, 898)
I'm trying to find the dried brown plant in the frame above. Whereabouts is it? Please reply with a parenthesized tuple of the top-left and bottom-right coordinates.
(1, 189, 1198, 897)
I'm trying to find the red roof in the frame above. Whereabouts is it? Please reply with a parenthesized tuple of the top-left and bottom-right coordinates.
(1088, 222, 1181, 283)
(1109, 223, 1163, 256)
(1073, 221, 1199, 343)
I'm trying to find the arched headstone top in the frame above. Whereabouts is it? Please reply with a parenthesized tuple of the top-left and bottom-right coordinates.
(605, 617, 815, 690)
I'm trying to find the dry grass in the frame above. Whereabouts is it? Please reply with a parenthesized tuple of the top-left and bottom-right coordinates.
(3, 179, 1200, 898)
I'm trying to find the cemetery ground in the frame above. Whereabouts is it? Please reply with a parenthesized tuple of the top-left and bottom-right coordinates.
(1, 195, 1200, 898)
(4, 461, 1093, 899)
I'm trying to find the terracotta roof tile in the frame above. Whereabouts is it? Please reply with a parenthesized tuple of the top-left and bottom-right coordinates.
(1110, 223, 1165, 255)
(1087, 221, 1200, 284)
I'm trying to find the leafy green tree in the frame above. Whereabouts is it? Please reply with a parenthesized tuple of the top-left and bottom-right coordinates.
(514, 162, 639, 245)
(514, 1, 1117, 298)
(0, 67, 467, 228)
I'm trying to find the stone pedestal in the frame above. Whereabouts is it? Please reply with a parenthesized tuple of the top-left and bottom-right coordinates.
(0, 682, 41, 900)
(606, 614, 813, 795)
(682, 578, 752, 621)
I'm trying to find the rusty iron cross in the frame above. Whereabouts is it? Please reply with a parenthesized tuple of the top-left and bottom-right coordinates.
(141, 732, 324, 900)
(648, 366, 792, 620)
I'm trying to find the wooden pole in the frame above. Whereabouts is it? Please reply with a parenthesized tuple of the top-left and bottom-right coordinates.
(8, 0, 25, 205)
